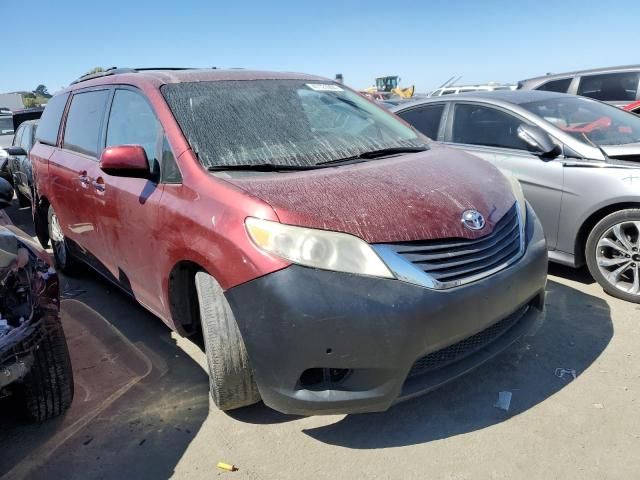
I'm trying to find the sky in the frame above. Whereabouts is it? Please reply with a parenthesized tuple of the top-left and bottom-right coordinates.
(2, 0, 639, 95)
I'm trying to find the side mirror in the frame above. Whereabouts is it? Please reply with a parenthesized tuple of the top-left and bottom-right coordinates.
(99, 145, 151, 179)
(0, 178, 14, 210)
(4, 146, 27, 157)
(517, 124, 561, 159)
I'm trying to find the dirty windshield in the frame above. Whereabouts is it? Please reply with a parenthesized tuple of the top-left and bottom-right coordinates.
(522, 96, 640, 146)
(162, 79, 427, 169)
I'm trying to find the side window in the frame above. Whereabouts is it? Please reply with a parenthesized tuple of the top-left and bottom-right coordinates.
(19, 124, 32, 152)
(398, 104, 445, 139)
(12, 125, 24, 147)
(161, 136, 182, 183)
(36, 92, 69, 145)
(452, 104, 529, 150)
(106, 89, 161, 174)
(536, 78, 572, 93)
(577, 72, 639, 101)
(63, 90, 110, 157)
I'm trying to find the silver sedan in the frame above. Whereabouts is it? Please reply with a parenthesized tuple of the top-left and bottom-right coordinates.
(391, 90, 640, 303)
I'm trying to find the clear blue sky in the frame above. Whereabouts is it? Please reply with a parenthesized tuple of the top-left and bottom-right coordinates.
(2, 0, 638, 95)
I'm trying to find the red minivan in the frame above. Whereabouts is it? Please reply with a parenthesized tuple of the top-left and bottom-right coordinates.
(31, 68, 547, 415)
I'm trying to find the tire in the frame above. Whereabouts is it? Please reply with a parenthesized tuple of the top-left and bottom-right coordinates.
(48, 205, 80, 275)
(194, 272, 260, 410)
(585, 209, 640, 304)
(23, 316, 75, 422)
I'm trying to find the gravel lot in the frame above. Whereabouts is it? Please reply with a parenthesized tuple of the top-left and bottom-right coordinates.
(1, 203, 639, 480)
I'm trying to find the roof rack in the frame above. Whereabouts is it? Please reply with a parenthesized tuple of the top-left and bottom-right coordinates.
(70, 67, 220, 86)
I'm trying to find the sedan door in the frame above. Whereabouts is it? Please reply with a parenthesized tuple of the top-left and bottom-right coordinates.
(444, 102, 565, 249)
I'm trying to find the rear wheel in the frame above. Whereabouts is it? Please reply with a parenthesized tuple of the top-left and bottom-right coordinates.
(194, 272, 260, 411)
(16, 188, 30, 208)
(48, 205, 79, 275)
(586, 209, 640, 304)
(23, 316, 75, 421)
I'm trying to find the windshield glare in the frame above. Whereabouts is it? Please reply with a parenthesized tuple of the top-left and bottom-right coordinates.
(162, 80, 427, 168)
(0, 117, 13, 136)
(521, 96, 640, 146)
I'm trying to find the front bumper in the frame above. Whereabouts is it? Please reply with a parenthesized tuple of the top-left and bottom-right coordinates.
(226, 207, 547, 415)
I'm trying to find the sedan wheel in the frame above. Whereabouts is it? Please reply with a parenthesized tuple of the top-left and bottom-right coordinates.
(586, 210, 640, 303)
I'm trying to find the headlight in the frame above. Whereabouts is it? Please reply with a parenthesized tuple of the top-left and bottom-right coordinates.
(504, 173, 527, 223)
(245, 217, 395, 278)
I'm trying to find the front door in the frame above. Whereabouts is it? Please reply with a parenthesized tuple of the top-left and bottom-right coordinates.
(52, 88, 112, 264)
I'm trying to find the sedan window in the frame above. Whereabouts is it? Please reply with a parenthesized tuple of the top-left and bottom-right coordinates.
(398, 104, 445, 139)
(536, 78, 572, 93)
(452, 104, 529, 150)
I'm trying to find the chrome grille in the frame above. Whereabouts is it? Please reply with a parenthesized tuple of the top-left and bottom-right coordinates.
(375, 203, 524, 289)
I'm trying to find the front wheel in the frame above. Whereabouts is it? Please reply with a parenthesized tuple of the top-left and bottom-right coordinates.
(194, 272, 260, 411)
(48, 205, 80, 275)
(586, 209, 640, 303)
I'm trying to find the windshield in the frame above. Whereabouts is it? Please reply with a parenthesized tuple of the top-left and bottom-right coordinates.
(521, 96, 640, 146)
(162, 79, 427, 169)
(0, 116, 13, 136)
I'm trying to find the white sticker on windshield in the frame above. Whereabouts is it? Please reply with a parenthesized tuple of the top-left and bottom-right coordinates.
(306, 83, 344, 92)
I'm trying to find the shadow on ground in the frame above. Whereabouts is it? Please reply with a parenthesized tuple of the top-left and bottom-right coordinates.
(0, 203, 210, 480)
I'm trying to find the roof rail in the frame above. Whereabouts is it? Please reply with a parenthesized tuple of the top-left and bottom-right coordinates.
(70, 67, 236, 86)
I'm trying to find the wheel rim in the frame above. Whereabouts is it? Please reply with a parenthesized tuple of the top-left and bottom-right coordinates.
(596, 220, 640, 296)
(50, 213, 67, 265)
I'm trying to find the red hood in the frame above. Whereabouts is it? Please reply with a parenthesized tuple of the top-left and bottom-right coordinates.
(224, 146, 516, 243)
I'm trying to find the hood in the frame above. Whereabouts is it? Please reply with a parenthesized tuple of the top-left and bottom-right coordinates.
(223, 146, 516, 243)
(601, 143, 640, 162)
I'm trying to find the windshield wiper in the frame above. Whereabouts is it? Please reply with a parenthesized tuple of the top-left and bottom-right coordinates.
(317, 146, 428, 166)
(207, 163, 323, 172)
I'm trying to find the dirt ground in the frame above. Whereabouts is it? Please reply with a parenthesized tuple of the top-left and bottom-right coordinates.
(1, 203, 639, 480)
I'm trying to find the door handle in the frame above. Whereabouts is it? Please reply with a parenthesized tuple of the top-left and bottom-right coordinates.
(78, 170, 90, 188)
(93, 177, 105, 193)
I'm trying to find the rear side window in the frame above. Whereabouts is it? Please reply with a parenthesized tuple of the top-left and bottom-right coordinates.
(577, 72, 639, 101)
(398, 104, 445, 139)
(36, 93, 69, 145)
(452, 104, 529, 150)
(536, 78, 571, 93)
(63, 90, 110, 157)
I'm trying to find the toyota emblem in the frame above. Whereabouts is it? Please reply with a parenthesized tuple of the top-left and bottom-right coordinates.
(461, 210, 486, 230)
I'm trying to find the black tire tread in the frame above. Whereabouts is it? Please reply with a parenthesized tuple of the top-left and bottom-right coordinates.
(195, 272, 260, 410)
(23, 316, 74, 421)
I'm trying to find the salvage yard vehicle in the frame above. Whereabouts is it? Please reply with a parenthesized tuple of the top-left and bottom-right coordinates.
(0, 178, 74, 421)
(4, 119, 39, 207)
(392, 90, 640, 303)
(518, 65, 640, 107)
(31, 68, 547, 415)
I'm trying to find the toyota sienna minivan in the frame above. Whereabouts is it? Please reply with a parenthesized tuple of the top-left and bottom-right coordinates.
(31, 68, 547, 415)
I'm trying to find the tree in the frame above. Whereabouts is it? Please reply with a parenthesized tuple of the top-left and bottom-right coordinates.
(33, 84, 51, 98)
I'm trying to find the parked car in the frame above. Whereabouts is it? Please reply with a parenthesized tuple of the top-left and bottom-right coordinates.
(0, 178, 74, 421)
(0, 108, 44, 189)
(31, 68, 547, 415)
(518, 65, 640, 107)
(391, 90, 640, 303)
(624, 100, 640, 116)
(430, 83, 515, 97)
(4, 119, 39, 206)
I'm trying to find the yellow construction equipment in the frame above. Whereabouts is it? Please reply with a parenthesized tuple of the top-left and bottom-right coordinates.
(363, 76, 415, 99)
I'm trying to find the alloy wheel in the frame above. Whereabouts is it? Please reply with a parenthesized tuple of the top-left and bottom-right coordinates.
(50, 212, 67, 266)
(595, 221, 640, 296)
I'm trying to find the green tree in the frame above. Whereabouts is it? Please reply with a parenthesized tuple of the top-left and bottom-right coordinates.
(33, 84, 51, 98)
